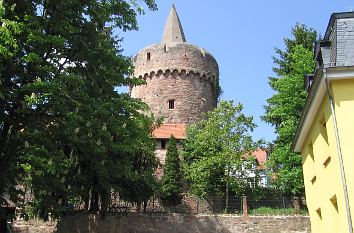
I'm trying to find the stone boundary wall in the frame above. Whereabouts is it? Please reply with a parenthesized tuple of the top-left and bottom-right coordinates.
(13, 213, 311, 233)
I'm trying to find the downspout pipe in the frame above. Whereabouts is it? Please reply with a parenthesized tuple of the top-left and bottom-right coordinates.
(323, 68, 353, 233)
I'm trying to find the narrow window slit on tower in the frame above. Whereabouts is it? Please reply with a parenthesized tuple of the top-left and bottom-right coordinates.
(147, 52, 151, 60)
(168, 100, 175, 109)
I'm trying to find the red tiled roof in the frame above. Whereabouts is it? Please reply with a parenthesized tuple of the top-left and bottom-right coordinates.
(252, 149, 267, 167)
(152, 123, 186, 139)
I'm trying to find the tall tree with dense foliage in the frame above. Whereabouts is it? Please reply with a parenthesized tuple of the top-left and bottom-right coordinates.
(263, 24, 317, 195)
(183, 100, 259, 200)
(0, 0, 157, 219)
(160, 136, 183, 206)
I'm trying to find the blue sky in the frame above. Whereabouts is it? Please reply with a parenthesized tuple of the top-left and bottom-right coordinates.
(118, 0, 353, 143)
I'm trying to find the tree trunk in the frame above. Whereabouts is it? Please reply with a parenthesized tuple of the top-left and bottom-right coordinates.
(90, 190, 99, 211)
(225, 180, 229, 213)
(0, 217, 7, 233)
(136, 202, 141, 213)
(143, 201, 147, 212)
(225, 155, 231, 213)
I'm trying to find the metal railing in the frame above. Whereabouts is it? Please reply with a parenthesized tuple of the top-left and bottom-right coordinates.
(68, 195, 307, 216)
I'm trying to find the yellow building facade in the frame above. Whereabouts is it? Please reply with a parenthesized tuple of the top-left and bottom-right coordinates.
(293, 12, 354, 233)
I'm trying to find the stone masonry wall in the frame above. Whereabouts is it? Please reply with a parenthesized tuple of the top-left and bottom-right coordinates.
(13, 213, 311, 233)
(131, 71, 216, 124)
(131, 42, 218, 124)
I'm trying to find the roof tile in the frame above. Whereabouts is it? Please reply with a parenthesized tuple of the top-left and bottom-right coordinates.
(152, 123, 186, 139)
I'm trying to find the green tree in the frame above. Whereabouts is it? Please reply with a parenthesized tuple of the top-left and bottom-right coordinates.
(0, 0, 157, 219)
(272, 23, 317, 77)
(118, 139, 159, 212)
(0, 0, 25, 210)
(183, 100, 259, 201)
(263, 24, 317, 196)
(160, 136, 183, 206)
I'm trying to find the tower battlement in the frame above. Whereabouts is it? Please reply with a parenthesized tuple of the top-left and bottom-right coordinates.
(133, 43, 218, 81)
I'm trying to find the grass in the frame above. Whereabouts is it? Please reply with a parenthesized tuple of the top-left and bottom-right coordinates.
(249, 207, 309, 216)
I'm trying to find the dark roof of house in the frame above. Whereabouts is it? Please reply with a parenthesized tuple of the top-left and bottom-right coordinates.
(324, 12, 354, 39)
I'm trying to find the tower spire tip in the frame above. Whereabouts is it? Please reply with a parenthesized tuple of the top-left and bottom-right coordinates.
(161, 4, 186, 46)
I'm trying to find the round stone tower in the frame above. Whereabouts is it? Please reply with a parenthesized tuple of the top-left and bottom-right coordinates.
(131, 5, 219, 125)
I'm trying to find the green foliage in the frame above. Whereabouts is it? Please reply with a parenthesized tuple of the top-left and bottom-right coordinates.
(263, 24, 317, 195)
(215, 74, 222, 102)
(118, 137, 159, 204)
(183, 100, 260, 198)
(272, 23, 317, 77)
(160, 136, 183, 206)
(0, 1, 23, 58)
(0, 0, 157, 219)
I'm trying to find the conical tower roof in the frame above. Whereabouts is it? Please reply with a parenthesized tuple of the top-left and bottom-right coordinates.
(160, 4, 186, 47)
